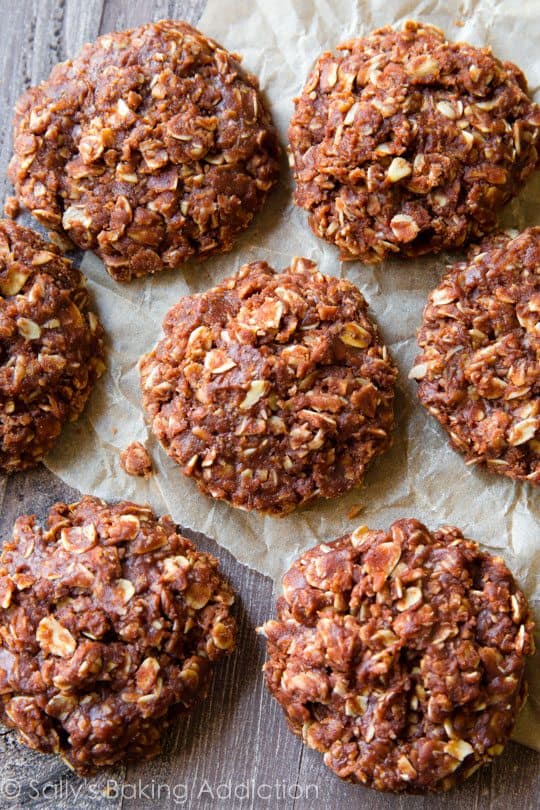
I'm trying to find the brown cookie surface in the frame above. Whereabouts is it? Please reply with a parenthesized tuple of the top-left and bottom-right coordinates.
(289, 21, 540, 263)
(140, 257, 396, 515)
(9, 20, 280, 282)
(412, 227, 539, 485)
(0, 496, 236, 774)
(261, 519, 534, 792)
(0, 219, 105, 472)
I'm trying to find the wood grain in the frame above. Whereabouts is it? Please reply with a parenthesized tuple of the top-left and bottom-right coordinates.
(0, 1, 538, 808)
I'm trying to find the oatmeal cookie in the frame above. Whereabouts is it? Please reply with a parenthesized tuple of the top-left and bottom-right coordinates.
(261, 519, 534, 792)
(140, 257, 396, 515)
(9, 20, 280, 282)
(412, 227, 539, 485)
(0, 219, 105, 472)
(289, 20, 540, 262)
(0, 496, 236, 774)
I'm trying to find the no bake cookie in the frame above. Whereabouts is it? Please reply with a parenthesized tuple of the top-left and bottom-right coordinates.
(412, 227, 539, 485)
(0, 496, 236, 773)
(9, 20, 280, 281)
(0, 219, 104, 472)
(261, 519, 534, 792)
(140, 257, 396, 514)
(289, 21, 540, 262)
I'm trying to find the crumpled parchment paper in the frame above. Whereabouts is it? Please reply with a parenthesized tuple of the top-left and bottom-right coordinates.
(45, 0, 540, 749)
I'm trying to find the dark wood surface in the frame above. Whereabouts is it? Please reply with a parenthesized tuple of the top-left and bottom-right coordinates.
(0, 1, 538, 808)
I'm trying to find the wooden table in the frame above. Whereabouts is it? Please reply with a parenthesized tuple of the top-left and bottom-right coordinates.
(0, 1, 538, 808)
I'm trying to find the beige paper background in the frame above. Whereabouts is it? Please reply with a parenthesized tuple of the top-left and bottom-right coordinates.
(46, 0, 540, 749)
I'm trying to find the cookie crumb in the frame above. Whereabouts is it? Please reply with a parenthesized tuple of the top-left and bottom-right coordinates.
(120, 441, 153, 478)
(347, 504, 363, 520)
(48, 230, 74, 252)
(4, 196, 19, 219)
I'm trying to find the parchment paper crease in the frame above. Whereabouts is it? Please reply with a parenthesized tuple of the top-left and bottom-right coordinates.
(45, 0, 540, 749)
